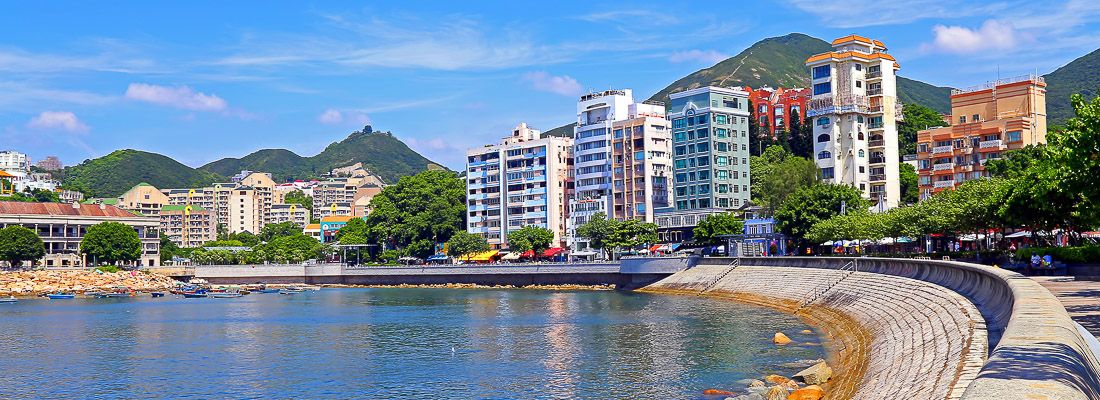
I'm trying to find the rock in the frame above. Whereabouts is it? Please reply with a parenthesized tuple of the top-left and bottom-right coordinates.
(773, 332, 792, 345)
(786, 385, 824, 400)
(764, 375, 791, 385)
(800, 329, 812, 334)
(747, 386, 769, 396)
(793, 361, 833, 385)
(764, 386, 787, 400)
(779, 379, 800, 390)
(704, 389, 735, 396)
(748, 379, 766, 388)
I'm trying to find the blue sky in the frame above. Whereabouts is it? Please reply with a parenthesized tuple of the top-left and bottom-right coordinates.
(2, 1, 1098, 171)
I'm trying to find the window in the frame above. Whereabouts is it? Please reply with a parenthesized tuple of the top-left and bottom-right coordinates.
(817, 134, 830, 143)
(958, 116, 966, 124)
(675, 146, 686, 156)
(675, 159, 686, 169)
(674, 132, 686, 141)
(858, 132, 865, 140)
(812, 65, 830, 79)
(813, 82, 831, 95)
(858, 149, 865, 157)
(634, 151, 645, 161)
(716, 114, 728, 124)
(1006, 130, 1022, 142)
(820, 167, 835, 179)
(972, 114, 980, 122)
(723, 98, 740, 108)
(816, 117, 830, 126)
(818, 151, 832, 159)
(855, 64, 862, 71)
(716, 142, 728, 151)
(716, 156, 728, 166)
(856, 81, 862, 88)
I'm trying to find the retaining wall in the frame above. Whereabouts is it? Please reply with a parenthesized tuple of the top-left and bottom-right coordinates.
(676, 257, 1100, 399)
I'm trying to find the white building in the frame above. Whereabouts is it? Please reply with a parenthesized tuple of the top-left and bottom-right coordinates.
(466, 123, 573, 249)
(568, 89, 634, 252)
(806, 35, 903, 210)
(0, 151, 29, 173)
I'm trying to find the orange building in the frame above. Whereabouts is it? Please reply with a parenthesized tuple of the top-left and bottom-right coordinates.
(915, 75, 1046, 199)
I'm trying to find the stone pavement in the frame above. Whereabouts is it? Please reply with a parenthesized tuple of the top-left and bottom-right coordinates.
(1032, 276, 1100, 338)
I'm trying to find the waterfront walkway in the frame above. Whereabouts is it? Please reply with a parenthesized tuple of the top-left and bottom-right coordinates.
(1033, 276, 1100, 339)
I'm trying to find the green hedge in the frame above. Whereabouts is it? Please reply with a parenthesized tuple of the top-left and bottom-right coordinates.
(1016, 245, 1100, 264)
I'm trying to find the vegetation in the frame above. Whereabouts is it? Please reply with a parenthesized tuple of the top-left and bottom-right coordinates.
(94, 265, 122, 273)
(1017, 245, 1100, 264)
(750, 146, 819, 214)
(260, 222, 303, 242)
(191, 233, 322, 264)
(899, 163, 919, 205)
(575, 213, 658, 259)
(337, 218, 369, 245)
(202, 126, 445, 183)
(446, 231, 490, 260)
(898, 103, 948, 155)
(80, 222, 142, 265)
(693, 212, 744, 245)
(283, 190, 313, 212)
(58, 149, 223, 197)
(362, 170, 466, 259)
(214, 231, 260, 247)
(0, 188, 62, 203)
(1045, 48, 1100, 125)
(775, 183, 869, 251)
(506, 226, 555, 256)
(159, 233, 180, 263)
(0, 226, 45, 268)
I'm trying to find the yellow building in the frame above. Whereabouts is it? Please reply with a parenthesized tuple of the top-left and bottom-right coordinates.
(116, 182, 171, 216)
(159, 205, 216, 248)
(916, 75, 1046, 198)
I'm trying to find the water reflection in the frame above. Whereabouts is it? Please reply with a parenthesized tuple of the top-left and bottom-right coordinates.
(0, 289, 823, 399)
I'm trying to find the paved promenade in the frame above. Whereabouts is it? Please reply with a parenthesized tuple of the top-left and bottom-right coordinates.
(1033, 276, 1100, 338)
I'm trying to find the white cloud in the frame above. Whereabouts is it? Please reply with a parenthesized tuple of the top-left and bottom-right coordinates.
(317, 108, 370, 125)
(576, 10, 680, 25)
(522, 72, 584, 96)
(26, 111, 89, 133)
(669, 49, 730, 64)
(124, 83, 228, 112)
(925, 20, 1020, 54)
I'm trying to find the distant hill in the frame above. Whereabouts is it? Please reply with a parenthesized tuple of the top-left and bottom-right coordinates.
(201, 125, 444, 183)
(59, 149, 224, 197)
(647, 33, 953, 113)
(542, 123, 576, 138)
(1044, 48, 1100, 125)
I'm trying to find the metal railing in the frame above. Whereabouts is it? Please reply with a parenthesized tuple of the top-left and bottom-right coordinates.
(703, 258, 740, 292)
(951, 74, 1044, 95)
(796, 260, 856, 312)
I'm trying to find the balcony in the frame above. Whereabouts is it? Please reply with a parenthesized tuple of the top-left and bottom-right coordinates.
(867, 88, 883, 96)
(932, 145, 954, 154)
(933, 180, 956, 189)
(867, 70, 882, 79)
(933, 162, 955, 171)
(869, 139, 885, 147)
(869, 174, 886, 182)
(979, 139, 1005, 150)
(807, 94, 870, 117)
(869, 157, 886, 165)
(868, 122, 884, 130)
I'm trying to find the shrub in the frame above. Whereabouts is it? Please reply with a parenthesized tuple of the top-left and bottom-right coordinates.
(95, 265, 121, 273)
(1016, 245, 1100, 264)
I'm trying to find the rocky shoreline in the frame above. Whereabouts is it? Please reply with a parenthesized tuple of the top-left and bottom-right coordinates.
(0, 270, 180, 296)
(322, 283, 616, 291)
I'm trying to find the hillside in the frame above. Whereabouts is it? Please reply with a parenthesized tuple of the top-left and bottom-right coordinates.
(59, 150, 224, 197)
(647, 33, 952, 113)
(201, 125, 443, 183)
(1045, 48, 1100, 125)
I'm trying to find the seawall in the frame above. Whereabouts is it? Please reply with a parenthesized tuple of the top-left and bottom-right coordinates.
(644, 257, 1100, 399)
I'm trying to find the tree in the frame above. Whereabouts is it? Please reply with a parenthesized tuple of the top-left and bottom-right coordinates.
(228, 231, 260, 246)
(575, 213, 657, 259)
(255, 234, 322, 263)
(0, 226, 45, 268)
(283, 190, 313, 212)
(899, 163, 919, 205)
(159, 233, 180, 263)
(81, 222, 142, 265)
(1048, 90, 1100, 228)
(751, 145, 819, 214)
(363, 170, 466, 253)
(260, 221, 302, 242)
(446, 231, 490, 260)
(786, 112, 813, 158)
(507, 226, 555, 256)
(575, 213, 615, 259)
(775, 183, 869, 251)
(693, 212, 744, 245)
(898, 103, 947, 155)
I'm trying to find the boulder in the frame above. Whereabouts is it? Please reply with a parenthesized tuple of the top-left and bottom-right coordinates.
(793, 362, 833, 385)
(773, 332, 792, 345)
(748, 379, 766, 388)
(764, 386, 788, 400)
(786, 385, 824, 400)
(764, 375, 791, 385)
(704, 389, 735, 396)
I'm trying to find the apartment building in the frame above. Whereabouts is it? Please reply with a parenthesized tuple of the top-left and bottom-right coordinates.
(238, 172, 276, 224)
(609, 102, 673, 222)
(0, 150, 28, 173)
(159, 205, 215, 248)
(568, 90, 634, 252)
(916, 75, 1047, 198)
(655, 86, 752, 244)
(806, 35, 904, 210)
(352, 186, 382, 217)
(35, 156, 62, 171)
(267, 204, 311, 228)
(116, 182, 171, 216)
(312, 177, 382, 219)
(467, 123, 573, 249)
(744, 86, 811, 137)
(0, 201, 160, 268)
(228, 185, 265, 234)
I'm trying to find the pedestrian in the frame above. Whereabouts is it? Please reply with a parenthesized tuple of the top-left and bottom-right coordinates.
(1043, 254, 1053, 269)
(1029, 253, 1040, 275)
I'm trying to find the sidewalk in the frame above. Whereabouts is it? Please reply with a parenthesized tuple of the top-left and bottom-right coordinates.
(1032, 276, 1100, 339)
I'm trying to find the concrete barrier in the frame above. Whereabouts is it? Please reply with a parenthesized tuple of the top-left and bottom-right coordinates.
(690, 257, 1100, 399)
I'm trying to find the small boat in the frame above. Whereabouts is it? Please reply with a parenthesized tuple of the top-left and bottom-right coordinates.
(0, 296, 17, 303)
(209, 292, 243, 299)
(182, 290, 208, 298)
(150, 292, 165, 298)
(46, 293, 75, 299)
(257, 288, 281, 294)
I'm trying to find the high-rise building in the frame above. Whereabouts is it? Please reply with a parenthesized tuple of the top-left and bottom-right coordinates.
(0, 151, 29, 173)
(916, 75, 1047, 198)
(609, 102, 673, 222)
(116, 183, 171, 216)
(467, 123, 573, 249)
(228, 185, 264, 234)
(655, 86, 751, 243)
(35, 156, 63, 171)
(568, 90, 636, 252)
(806, 35, 903, 210)
(267, 204, 311, 228)
(159, 205, 216, 248)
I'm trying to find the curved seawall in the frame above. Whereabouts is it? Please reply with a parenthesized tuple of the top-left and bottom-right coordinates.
(642, 257, 1100, 399)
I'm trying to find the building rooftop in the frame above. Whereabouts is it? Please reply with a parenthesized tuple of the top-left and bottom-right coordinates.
(161, 205, 207, 212)
(0, 201, 141, 218)
(320, 216, 355, 223)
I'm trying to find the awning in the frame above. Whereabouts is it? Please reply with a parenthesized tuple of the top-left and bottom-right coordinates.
(464, 250, 500, 262)
(426, 254, 449, 261)
(1006, 231, 1032, 238)
(572, 251, 597, 257)
(648, 244, 663, 252)
(520, 250, 535, 258)
(502, 251, 522, 260)
(543, 247, 566, 257)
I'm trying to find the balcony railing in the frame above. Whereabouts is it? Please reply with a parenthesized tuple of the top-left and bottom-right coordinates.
(869, 174, 886, 182)
(934, 180, 956, 188)
(932, 145, 954, 154)
(933, 162, 955, 171)
(867, 70, 882, 79)
(868, 122, 884, 129)
(867, 88, 883, 96)
(807, 94, 870, 117)
(869, 139, 885, 147)
(869, 157, 886, 164)
(979, 139, 1004, 149)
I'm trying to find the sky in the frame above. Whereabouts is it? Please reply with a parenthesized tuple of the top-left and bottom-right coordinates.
(1, 1, 1098, 171)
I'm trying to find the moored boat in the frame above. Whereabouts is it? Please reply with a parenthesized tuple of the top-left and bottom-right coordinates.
(209, 292, 243, 299)
(46, 293, 76, 299)
(151, 292, 165, 298)
(0, 296, 17, 303)
(182, 290, 208, 298)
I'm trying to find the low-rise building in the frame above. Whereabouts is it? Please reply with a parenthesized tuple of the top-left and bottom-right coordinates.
(267, 204, 311, 228)
(319, 215, 357, 243)
(744, 86, 811, 137)
(159, 205, 215, 248)
(0, 150, 29, 173)
(116, 182, 171, 216)
(0, 201, 160, 268)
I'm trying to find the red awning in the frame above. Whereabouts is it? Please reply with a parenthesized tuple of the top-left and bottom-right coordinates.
(542, 247, 565, 257)
(521, 250, 535, 258)
(648, 244, 662, 252)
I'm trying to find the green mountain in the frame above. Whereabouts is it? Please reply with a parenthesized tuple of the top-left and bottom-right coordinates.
(1044, 48, 1100, 125)
(59, 149, 224, 197)
(201, 125, 444, 183)
(646, 33, 952, 113)
(542, 123, 576, 138)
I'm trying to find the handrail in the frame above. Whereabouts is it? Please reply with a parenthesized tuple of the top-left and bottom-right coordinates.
(703, 257, 740, 292)
(796, 260, 856, 312)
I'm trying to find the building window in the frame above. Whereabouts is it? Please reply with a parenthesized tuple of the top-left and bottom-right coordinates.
(820, 167, 834, 179)
(855, 64, 862, 71)
(812, 65, 830, 79)
(817, 134, 830, 143)
(813, 82, 831, 95)
(958, 116, 966, 124)
(972, 114, 980, 122)
(816, 117, 830, 126)
(818, 151, 832, 159)
(1006, 130, 1022, 142)
(856, 81, 862, 88)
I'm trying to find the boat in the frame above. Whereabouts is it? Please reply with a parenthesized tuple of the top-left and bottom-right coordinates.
(182, 290, 208, 298)
(46, 293, 75, 299)
(94, 287, 134, 298)
(209, 292, 243, 299)
(0, 296, 17, 303)
(150, 292, 165, 298)
(257, 288, 281, 294)
(280, 287, 305, 294)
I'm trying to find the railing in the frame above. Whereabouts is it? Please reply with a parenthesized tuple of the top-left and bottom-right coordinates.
(796, 260, 856, 312)
(807, 94, 870, 117)
(932, 145, 954, 154)
(703, 258, 740, 292)
(868, 122, 884, 129)
(951, 74, 1045, 95)
(869, 139, 885, 147)
(867, 70, 882, 79)
(870, 174, 886, 182)
(979, 139, 1004, 149)
(933, 162, 955, 171)
(869, 157, 886, 164)
(934, 180, 956, 188)
(867, 88, 883, 96)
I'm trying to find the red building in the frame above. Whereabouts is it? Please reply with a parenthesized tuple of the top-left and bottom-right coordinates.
(743, 86, 811, 137)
